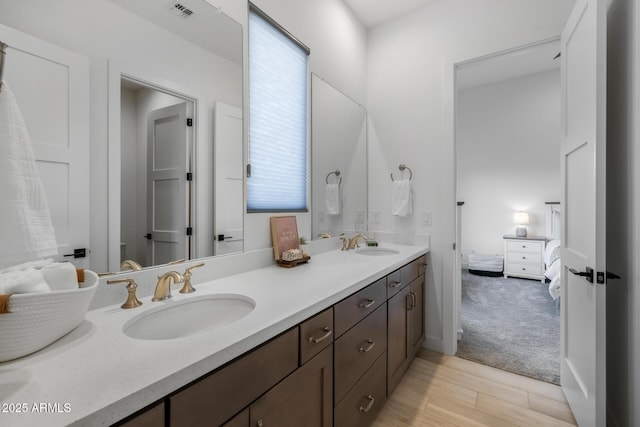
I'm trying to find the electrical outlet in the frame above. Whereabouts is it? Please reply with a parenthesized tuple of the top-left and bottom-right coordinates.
(422, 210, 432, 225)
(371, 209, 380, 224)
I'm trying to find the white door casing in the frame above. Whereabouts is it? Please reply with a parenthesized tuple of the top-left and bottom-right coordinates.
(560, 0, 607, 425)
(146, 102, 189, 265)
(0, 24, 90, 268)
(213, 102, 243, 256)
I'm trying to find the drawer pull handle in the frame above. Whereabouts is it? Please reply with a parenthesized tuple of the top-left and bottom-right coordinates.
(389, 281, 402, 288)
(522, 267, 526, 271)
(522, 256, 526, 259)
(359, 339, 375, 353)
(308, 327, 332, 344)
(411, 292, 417, 310)
(359, 395, 375, 413)
(359, 298, 375, 309)
(257, 419, 264, 427)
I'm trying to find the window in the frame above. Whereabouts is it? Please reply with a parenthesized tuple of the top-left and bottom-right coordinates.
(247, 4, 310, 212)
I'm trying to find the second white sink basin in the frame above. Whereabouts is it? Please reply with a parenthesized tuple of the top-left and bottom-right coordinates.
(123, 294, 255, 340)
(355, 247, 400, 256)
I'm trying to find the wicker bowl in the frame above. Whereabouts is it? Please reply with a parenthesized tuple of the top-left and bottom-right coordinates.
(0, 270, 98, 362)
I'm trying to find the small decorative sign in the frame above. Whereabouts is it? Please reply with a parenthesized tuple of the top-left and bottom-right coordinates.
(270, 216, 310, 267)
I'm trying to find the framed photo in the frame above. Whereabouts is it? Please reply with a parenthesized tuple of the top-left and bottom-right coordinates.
(270, 216, 300, 261)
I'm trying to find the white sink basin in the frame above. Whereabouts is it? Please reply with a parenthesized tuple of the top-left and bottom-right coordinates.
(123, 294, 255, 340)
(354, 247, 400, 256)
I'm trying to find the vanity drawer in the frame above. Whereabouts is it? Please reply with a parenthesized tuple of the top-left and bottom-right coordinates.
(334, 277, 386, 337)
(334, 352, 387, 427)
(418, 255, 427, 276)
(334, 304, 387, 404)
(300, 307, 334, 365)
(507, 240, 544, 253)
(400, 258, 420, 286)
(169, 328, 298, 427)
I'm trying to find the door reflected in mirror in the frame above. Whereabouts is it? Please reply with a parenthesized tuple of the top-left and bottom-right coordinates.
(311, 74, 367, 240)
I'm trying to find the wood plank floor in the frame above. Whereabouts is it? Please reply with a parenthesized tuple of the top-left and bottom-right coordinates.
(373, 350, 577, 426)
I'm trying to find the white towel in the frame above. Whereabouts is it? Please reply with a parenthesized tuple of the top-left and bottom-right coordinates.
(326, 183, 341, 215)
(0, 268, 51, 295)
(0, 82, 58, 269)
(391, 179, 413, 217)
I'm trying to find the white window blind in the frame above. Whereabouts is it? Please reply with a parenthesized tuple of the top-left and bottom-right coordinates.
(248, 5, 309, 212)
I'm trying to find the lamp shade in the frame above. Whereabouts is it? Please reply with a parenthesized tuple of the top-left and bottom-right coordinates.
(513, 212, 529, 225)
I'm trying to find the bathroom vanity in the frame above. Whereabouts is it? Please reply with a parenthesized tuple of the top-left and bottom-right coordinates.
(0, 243, 428, 427)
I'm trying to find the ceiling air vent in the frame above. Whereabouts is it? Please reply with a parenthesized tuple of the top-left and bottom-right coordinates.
(169, 2, 194, 19)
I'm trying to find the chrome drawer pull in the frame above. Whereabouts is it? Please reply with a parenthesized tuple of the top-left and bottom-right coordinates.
(389, 281, 402, 288)
(308, 327, 332, 344)
(359, 298, 375, 308)
(359, 395, 375, 413)
(359, 339, 375, 353)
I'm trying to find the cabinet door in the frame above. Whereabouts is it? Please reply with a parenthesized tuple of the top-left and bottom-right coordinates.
(387, 285, 410, 395)
(250, 345, 333, 427)
(408, 275, 425, 357)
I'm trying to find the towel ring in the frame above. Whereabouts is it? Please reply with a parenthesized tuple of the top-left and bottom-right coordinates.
(390, 164, 412, 181)
(326, 170, 342, 185)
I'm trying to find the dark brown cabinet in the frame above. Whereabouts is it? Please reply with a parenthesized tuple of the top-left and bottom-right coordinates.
(387, 267, 426, 395)
(116, 402, 164, 427)
(250, 345, 333, 427)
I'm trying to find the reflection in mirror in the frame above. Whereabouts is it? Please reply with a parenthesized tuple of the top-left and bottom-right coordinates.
(107, 0, 243, 271)
(311, 74, 367, 240)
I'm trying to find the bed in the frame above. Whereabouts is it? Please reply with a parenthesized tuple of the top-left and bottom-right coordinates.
(544, 203, 561, 299)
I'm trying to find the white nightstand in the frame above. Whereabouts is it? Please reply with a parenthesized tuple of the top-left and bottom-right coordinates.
(503, 235, 548, 282)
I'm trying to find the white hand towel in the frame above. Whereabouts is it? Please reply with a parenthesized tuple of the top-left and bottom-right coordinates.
(326, 183, 341, 215)
(0, 268, 51, 295)
(391, 179, 413, 217)
(0, 82, 58, 269)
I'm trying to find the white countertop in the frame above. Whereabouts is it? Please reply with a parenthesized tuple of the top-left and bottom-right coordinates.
(0, 243, 428, 426)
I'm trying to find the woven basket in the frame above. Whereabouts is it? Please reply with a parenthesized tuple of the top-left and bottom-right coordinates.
(0, 270, 98, 362)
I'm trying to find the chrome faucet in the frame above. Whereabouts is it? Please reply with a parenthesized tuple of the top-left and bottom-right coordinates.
(347, 234, 368, 250)
(152, 271, 184, 302)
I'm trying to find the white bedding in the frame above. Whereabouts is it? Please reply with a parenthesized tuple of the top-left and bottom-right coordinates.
(545, 239, 561, 300)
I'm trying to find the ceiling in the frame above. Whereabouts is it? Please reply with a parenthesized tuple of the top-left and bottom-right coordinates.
(342, 0, 560, 89)
(343, 0, 433, 28)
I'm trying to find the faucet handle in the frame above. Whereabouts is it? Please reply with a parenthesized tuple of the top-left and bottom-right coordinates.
(340, 237, 349, 251)
(107, 278, 143, 309)
(180, 262, 205, 294)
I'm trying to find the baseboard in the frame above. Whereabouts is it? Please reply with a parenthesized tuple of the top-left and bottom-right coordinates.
(423, 335, 450, 355)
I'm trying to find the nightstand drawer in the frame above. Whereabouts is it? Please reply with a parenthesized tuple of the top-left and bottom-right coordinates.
(507, 252, 542, 264)
(506, 262, 542, 276)
(507, 240, 544, 253)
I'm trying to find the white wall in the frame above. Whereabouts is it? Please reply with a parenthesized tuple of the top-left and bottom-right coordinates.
(366, 0, 575, 350)
(457, 69, 561, 263)
(243, 0, 368, 251)
(606, 0, 639, 425)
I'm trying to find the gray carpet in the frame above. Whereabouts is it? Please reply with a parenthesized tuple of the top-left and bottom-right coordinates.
(456, 270, 560, 385)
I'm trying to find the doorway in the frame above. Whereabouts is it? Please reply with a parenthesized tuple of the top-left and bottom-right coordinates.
(453, 39, 562, 383)
(119, 76, 195, 268)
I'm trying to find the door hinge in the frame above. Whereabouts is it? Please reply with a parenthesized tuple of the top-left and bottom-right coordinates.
(186, 227, 193, 236)
(186, 118, 193, 127)
(452, 243, 456, 251)
(186, 172, 193, 181)
(246, 163, 251, 178)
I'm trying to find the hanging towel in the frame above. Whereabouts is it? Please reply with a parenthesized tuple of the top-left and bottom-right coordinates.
(326, 183, 341, 215)
(0, 81, 58, 269)
(391, 179, 413, 217)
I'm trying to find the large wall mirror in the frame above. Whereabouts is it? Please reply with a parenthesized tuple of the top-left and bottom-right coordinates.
(0, 0, 243, 273)
(311, 74, 367, 240)
(107, 0, 244, 271)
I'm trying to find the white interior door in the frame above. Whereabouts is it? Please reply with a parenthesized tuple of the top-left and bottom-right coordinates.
(0, 24, 90, 268)
(147, 102, 188, 265)
(560, 0, 607, 425)
(213, 102, 243, 256)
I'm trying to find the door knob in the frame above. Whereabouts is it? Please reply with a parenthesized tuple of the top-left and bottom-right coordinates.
(569, 266, 594, 283)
